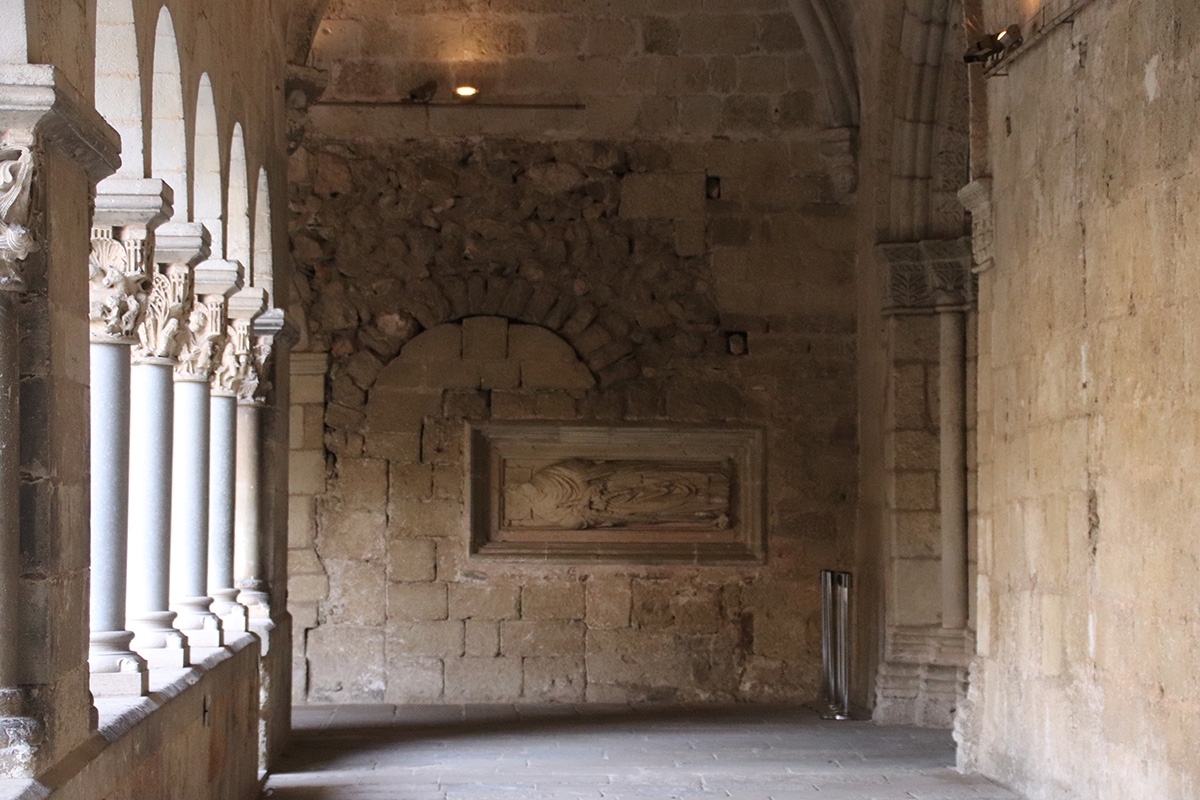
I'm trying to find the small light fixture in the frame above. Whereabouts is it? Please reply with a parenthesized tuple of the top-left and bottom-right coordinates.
(454, 85, 480, 102)
(963, 23, 1022, 65)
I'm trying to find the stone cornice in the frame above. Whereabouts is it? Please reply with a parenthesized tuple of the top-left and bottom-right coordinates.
(878, 237, 976, 315)
(94, 178, 174, 231)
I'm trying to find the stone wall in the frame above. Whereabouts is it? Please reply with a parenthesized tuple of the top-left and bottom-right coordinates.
(963, 2, 1200, 797)
(287, 131, 859, 703)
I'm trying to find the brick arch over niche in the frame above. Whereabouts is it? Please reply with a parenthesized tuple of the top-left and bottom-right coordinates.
(378, 277, 638, 388)
(355, 317, 595, 463)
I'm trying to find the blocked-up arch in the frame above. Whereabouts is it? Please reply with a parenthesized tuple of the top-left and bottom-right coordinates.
(95, 0, 143, 177)
(227, 123, 251, 267)
(252, 168, 273, 293)
(151, 7, 187, 216)
(194, 73, 223, 255)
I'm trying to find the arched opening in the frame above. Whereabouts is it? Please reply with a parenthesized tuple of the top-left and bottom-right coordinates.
(150, 7, 187, 215)
(226, 123, 251, 268)
(95, 0, 143, 177)
(252, 167, 273, 294)
(193, 73, 223, 256)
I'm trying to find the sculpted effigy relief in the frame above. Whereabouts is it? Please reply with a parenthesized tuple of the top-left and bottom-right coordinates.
(504, 458, 733, 531)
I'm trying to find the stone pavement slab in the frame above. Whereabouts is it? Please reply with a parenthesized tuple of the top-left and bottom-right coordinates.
(264, 705, 1023, 800)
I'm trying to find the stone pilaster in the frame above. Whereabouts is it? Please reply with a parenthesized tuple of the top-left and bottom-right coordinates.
(169, 259, 242, 648)
(875, 237, 976, 728)
(87, 178, 171, 696)
(0, 64, 121, 778)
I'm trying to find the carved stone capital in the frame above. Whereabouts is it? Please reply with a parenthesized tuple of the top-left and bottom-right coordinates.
(878, 237, 976, 315)
(0, 146, 35, 292)
(213, 318, 250, 397)
(176, 259, 241, 383)
(241, 308, 300, 404)
(133, 265, 191, 365)
(958, 178, 995, 273)
(175, 294, 228, 382)
(89, 226, 150, 344)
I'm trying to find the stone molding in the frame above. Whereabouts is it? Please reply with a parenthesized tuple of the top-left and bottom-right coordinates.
(467, 422, 766, 564)
(0, 64, 121, 184)
(958, 178, 995, 273)
(878, 237, 976, 314)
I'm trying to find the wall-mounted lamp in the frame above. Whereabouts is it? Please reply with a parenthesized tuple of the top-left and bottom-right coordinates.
(454, 85, 480, 102)
(963, 24, 1023, 65)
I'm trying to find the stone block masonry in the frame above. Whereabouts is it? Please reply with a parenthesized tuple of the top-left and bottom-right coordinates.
(288, 131, 858, 705)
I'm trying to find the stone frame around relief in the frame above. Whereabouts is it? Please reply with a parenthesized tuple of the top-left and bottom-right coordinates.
(466, 422, 766, 564)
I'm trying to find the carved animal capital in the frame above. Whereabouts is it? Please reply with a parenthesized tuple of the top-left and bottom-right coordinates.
(175, 295, 228, 381)
(89, 226, 152, 344)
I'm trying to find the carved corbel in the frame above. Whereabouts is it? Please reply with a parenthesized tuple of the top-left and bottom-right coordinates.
(958, 178, 995, 273)
(878, 237, 976, 315)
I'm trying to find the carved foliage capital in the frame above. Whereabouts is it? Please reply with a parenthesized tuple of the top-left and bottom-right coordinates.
(176, 295, 228, 381)
(0, 146, 36, 291)
(879, 238, 976, 313)
(134, 265, 191, 363)
(89, 226, 151, 343)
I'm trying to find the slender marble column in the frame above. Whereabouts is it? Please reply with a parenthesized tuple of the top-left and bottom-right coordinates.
(128, 222, 208, 667)
(207, 387, 244, 628)
(215, 291, 265, 626)
(234, 400, 268, 613)
(169, 260, 241, 648)
(939, 310, 968, 630)
(87, 197, 167, 695)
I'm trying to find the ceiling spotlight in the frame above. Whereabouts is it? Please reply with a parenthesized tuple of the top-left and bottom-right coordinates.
(454, 85, 480, 101)
(963, 24, 1022, 64)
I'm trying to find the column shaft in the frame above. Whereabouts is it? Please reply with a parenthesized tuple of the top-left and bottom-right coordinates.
(234, 401, 268, 611)
(127, 361, 188, 665)
(208, 393, 245, 629)
(88, 342, 148, 693)
(170, 379, 223, 647)
(939, 310, 968, 630)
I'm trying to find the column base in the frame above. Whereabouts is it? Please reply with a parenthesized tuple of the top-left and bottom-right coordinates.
(89, 630, 150, 697)
(235, 586, 271, 619)
(219, 604, 249, 634)
(172, 598, 225, 648)
(129, 611, 192, 666)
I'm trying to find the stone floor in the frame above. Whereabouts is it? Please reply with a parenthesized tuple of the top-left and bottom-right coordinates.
(263, 704, 1023, 800)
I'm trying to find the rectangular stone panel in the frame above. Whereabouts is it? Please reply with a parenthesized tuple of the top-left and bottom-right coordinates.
(467, 422, 765, 563)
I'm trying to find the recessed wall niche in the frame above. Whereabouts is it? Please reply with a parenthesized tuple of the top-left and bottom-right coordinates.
(467, 423, 766, 564)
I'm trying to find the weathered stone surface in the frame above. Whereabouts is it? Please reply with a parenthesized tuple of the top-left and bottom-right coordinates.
(388, 538, 438, 583)
(501, 620, 585, 657)
(388, 620, 465, 657)
(449, 584, 520, 621)
(388, 582, 449, 621)
(523, 657, 585, 702)
(521, 584, 585, 621)
(308, 626, 386, 702)
(443, 657, 523, 702)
